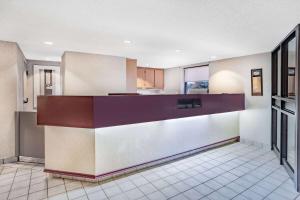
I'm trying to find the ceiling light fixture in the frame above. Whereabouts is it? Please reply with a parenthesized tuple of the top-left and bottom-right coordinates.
(210, 55, 217, 59)
(124, 40, 131, 44)
(44, 41, 53, 46)
(175, 49, 181, 53)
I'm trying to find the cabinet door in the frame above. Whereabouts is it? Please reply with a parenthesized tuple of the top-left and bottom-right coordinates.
(144, 68, 155, 88)
(137, 68, 145, 88)
(154, 69, 164, 89)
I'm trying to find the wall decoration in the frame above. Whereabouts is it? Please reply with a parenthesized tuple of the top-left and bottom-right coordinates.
(33, 65, 61, 109)
(288, 67, 296, 96)
(288, 67, 295, 76)
(251, 68, 263, 96)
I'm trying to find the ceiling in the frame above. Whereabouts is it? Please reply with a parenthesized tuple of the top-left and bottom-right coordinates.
(1, 0, 300, 68)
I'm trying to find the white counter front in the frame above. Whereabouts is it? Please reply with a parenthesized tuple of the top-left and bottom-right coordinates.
(45, 111, 240, 181)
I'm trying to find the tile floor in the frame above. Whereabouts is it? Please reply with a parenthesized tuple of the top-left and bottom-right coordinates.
(0, 142, 299, 200)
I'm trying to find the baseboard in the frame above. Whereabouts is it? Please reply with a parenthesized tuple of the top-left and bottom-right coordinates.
(0, 156, 45, 165)
(45, 136, 240, 182)
(19, 156, 45, 164)
(0, 156, 18, 164)
(240, 138, 271, 150)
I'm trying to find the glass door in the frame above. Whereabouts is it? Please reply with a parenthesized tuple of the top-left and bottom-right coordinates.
(271, 26, 299, 190)
(283, 36, 297, 173)
(271, 48, 282, 154)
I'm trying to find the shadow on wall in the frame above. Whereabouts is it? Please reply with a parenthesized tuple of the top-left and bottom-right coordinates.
(209, 70, 244, 94)
(209, 69, 267, 109)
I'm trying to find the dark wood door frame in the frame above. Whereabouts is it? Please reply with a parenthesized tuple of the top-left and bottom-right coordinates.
(271, 24, 300, 191)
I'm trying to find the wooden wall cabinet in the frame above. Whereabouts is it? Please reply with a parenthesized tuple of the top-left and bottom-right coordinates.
(137, 67, 164, 89)
(144, 68, 155, 88)
(137, 68, 145, 89)
(154, 69, 164, 89)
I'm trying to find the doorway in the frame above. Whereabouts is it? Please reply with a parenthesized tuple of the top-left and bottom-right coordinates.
(271, 25, 299, 190)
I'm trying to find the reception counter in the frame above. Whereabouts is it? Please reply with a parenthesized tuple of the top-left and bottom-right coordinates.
(37, 94, 245, 181)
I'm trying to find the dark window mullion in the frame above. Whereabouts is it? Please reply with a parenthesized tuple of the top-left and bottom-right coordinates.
(295, 25, 300, 191)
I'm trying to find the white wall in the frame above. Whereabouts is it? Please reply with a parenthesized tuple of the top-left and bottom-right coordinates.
(62, 52, 127, 95)
(0, 41, 26, 159)
(209, 52, 271, 148)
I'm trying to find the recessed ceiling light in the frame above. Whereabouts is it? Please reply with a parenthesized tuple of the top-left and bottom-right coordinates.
(146, 64, 150, 67)
(210, 55, 217, 59)
(44, 41, 53, 46)
(175, 49, 181, 53)
(124, 40, 131, 44)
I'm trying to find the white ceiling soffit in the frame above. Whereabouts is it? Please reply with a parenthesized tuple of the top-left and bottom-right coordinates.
(1, 0, 300, 68)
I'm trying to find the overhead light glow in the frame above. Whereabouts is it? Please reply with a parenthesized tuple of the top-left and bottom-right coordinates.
(175, 49, 181, 53)
(210, 55, 217, 59)
(44, 41, 53, 46)
(124, 40, 131, 44)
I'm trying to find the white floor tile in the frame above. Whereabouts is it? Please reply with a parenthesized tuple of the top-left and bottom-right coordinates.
(48, 193, 68, 200)
(146, 191, 166, 200)
(8, 187, 29, 199)
(87, 190, 107, 200)
(0, 143, 299, 200)
(138, 183, 157, 195)
(48, 184, 66, 197)
(118, 181, 136, 192)
(160, 185, 179, 198)
(67, 188, 86, 199)
(183, 188, 203, 200)
(103, 185, 122, 197)
(125, 188, 144, 200)
(28, 189, 47, 200)
(194, 184, 213, 196)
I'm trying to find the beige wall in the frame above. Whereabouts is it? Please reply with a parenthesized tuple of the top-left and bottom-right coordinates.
(165, 52, 271, 147)
(164, 67, 183, 94)
(62, 52, 127, 95)
(126, 58, 137, 93)
(0, 41, 26, 159)
(209, 52, 271, 147)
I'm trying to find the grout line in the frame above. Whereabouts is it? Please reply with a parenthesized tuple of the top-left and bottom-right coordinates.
(137, 143, 261, 199)
(82, 181, 91, 200)
(63, 178, 70, 200)
(169, 150, 257, 197)
(0, 143, 297, 200)
(161, 145, 283, 199)
(261, 178, 297, 200)
(46, 174, 49, 199)
(6, 165, 20, 200)
(25, 167, 33, 200)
